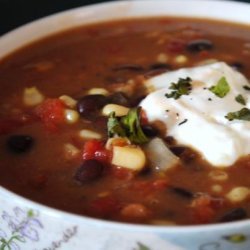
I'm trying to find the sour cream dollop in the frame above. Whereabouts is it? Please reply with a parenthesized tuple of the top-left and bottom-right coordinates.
(140, 62, 250, 167)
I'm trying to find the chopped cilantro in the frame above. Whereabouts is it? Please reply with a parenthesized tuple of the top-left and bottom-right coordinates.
(225, 108, 250, 121)
(223, 234, 247, 243)
(165, 77, 192, 99)
(107, 112, 126, 137)
(209, 76, 230, 98)
(178, 119, 188, 126)
(107, 107, 148, 144)
(243, 85, 250, 91)
(235, 94, 246, 105)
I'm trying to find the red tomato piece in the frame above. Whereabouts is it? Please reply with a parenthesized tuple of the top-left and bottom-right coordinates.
(191, 195, 216, 224)
(90, 196, 121, 217)
(140, 109, 149, 125)
(0, 119, 22, 135)
(167, 39, 186, 53)
(132, 180, 153, 196)
(0, 113, 37, 135)
(111, 167, 134, 180)
(35, 98, 65, 131)
(152, 179, 169, 191)
(82, 139, 110, 163)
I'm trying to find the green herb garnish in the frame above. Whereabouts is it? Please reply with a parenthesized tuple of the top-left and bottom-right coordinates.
(235, 94, 246, 105)
(165, 77, 192, 99)
(209, 76, 230, 98)
(223, 234, 247, 243)
(243, 85, 250, 91)
(107, 112, 126, 138)
(107, 107, 148, 144)
(225, 108, 250, 121)
(178, 118, 188, 126)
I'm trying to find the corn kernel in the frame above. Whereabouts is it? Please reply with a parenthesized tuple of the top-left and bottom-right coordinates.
(88, 88, 109, 96)
(102, 104, 129, 117)
(64, 109, 79, 124)
(156, 53, 169, 64)
(211, 184, 223, 193)
(79, 129, 102, 139)
(174, 55, 188, 65)
(59, 95, 77, 108)
(64, 143, 80, 159)
(226, 187, 250, 203)
(209, 170, 228, 181)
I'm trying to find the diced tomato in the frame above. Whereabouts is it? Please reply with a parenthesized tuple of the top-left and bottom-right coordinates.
(90, 196, 121, 217)
(152, 179, 169, 190)
(132, 180, 153, 196)
(198, 50, 210, 58)
(0, 119, 22, 135)
(140, 109, 148, 125)
(0, 113, 37, 135)
(111, 167, 135, 180)
(191, 195, 216, 224)
(167, 39, 186, 53)
(35, 98, 65, 131)
(82, 139, 110, 163)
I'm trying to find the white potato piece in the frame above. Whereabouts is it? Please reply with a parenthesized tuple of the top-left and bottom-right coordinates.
(143, 137, 179, 172)
(112, 146, 146, 171)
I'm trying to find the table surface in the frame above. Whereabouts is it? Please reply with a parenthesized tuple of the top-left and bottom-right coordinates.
(0, 0, 249, 36)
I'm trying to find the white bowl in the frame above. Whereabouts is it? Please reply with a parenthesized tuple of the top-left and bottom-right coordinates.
(0, 1, 250, 249)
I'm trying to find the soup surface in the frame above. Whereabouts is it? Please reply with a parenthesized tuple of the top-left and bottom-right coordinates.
(0, 17, 250, 225)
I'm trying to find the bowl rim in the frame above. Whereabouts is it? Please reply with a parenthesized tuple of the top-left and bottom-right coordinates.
(1, 0, 250, 232)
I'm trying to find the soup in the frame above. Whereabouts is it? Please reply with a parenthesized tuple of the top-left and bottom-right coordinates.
(0, 17, 250, 225)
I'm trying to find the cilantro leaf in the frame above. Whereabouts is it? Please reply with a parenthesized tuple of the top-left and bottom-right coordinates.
(243, 85, 250, 91)
(107, 108, 149, 144)
(209, 76, 230, 98)
(107, 112, 126, 137)
(165, 77, 192, 99)
(235, 94, 246, 105)
(121, 107, 149, 144)
(225, 108, 250, 121)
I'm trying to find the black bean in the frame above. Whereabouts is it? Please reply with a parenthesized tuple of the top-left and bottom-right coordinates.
(74, 160, 104, 184)
(144, 64, 171, 78)
(104, 76, 127, 84)
(129, 95, 147, 107)
(112, 64, 144, 72)
(142, 125, 158, 137)
(186, 39, 214, 53)
(219, 208, 247, 222)
(77, 95, 108, 118)
(180, 148, 197, 163)
(149, 63, 171, 70)
(7, 135, 34, 153)
(169, 186, 194, 199)
(169, 146, 187, 156)
(108, 92, 130, 106)
(164, 136, 176, 145)
(230, 62, 244, 72)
